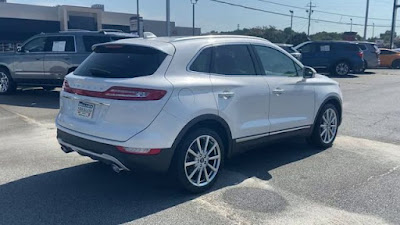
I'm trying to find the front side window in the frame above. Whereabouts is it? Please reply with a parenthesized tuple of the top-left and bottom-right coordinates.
(298, 43, 316, 53)
(44, 36, 75, 52)
(211, 45, 256, 75)
(22, 37, 46, 53)
(190, 47, 212, 73)
(254, 45, 298, 77)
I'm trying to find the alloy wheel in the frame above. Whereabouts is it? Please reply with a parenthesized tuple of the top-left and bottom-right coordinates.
(184, 135, 221, 187)
(0, 72, 9, 93)
(320, 108, 338, 144)
(336, 63, 349, 76)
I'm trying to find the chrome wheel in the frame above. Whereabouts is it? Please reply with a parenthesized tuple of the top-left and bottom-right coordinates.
(320, 108, 338, 144)
(336, 63, 349, 76)
(0, 72, 9, 93)
(184, 135, 221, 187)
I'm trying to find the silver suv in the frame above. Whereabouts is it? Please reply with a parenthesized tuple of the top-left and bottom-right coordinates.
(0, 31, 136, 94)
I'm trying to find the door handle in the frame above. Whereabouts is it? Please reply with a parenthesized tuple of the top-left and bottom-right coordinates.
(218, 91, 235, 99)
(272, 88, 285, 96)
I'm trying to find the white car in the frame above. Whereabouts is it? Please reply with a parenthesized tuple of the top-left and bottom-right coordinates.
(56, 35, 343, 193)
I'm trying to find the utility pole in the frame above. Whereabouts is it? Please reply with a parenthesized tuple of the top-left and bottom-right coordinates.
(390, 0, 400, 49)
(364, 0, 370, 40)
(350, 18, 353, 32)
(372, 23, 375, 38)
(166, 0, 171, 36)
(190, 0, 199, 36)
(290, 10, 294, 31)
(237, 24, 240, 30)
(137, 0, 140, 36)
(306, 1, 316, 36)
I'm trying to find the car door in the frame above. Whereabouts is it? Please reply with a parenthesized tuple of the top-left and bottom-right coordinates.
(252, 45, 315, 132)
(14, 36, 46, 80)
(209, 44, 271, 139)
(43, 36, 76, 83)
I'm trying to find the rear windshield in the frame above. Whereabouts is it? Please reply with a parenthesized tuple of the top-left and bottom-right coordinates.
(74, 45, 167, 78)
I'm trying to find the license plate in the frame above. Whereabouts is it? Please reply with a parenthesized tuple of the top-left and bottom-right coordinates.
(77, 102, 95, 118)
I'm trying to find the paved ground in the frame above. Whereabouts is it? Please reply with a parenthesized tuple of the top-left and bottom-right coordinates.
(1, 69, 400, 225)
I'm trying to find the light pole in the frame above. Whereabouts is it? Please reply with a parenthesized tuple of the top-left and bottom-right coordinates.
(190, 0, 199, 36)
(166, 0, 171, 36)
(289, 10, 294, 31)
(390, 0, 400, 49)
(350, 18, 353, 32)
(137, 0, 140, 36)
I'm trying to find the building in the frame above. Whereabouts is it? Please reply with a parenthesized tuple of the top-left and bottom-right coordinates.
(0, 1, 201, 52)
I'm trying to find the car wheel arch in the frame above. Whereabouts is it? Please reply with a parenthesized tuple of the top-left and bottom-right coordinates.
(170, 114, 233, 163)
(313, 96, 342, 130)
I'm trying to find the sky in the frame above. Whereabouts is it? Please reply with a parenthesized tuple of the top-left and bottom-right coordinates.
(7, 0, 398, 38)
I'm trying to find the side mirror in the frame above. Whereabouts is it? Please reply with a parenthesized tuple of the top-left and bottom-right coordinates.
(303, 66, 316, 79)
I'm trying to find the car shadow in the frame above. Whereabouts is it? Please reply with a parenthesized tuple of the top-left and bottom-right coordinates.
(0, 88, 60, 109)
(0, 138, 325, 225)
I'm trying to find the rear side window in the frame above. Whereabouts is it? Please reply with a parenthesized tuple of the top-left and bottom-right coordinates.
(211, 45, 256, 75)
(358, 44, 367, 51)
(298, 43, 317, 53)
(190, 47, 212, 73)
(83, 36, 112, 52)
(74, 45, 167, 78)
(44, 36, 75, 52)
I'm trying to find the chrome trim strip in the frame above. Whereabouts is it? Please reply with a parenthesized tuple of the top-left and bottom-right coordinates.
(236, 125, 311, 143)
(58, 139, 130, 171)
(62, 95, 111, 106)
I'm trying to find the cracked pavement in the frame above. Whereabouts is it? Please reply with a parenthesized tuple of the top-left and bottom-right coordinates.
(1, 69, 400, 224)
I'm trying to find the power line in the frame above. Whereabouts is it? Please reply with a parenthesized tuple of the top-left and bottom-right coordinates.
(251, 0, 396, 22)
(209, 0, 397, 28)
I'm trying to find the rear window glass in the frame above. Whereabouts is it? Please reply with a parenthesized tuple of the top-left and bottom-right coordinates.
(358, 44, 367, 50)
(74, 45, 167, 78)
(333, 43, 360, 51)
(211, 45, 256, 75)
(82, 36, 112, 52)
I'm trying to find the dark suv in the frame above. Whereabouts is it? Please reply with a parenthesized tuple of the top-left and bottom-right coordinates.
(295, 41, 364, 76)
(0, 30, 137, 94)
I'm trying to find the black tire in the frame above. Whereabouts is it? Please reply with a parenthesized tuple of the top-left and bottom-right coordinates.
(0, 68, 16, 95)
(332, 61, 350, 76)
(308, 104, 339, 149)
(174, 128, 225, 193)
(391, 60, 400, 69)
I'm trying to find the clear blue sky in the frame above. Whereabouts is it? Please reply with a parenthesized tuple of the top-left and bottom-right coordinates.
(8, 0, 397, 38)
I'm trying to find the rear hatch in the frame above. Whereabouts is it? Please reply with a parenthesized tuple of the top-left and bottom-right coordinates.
(57, 41, 175, 142)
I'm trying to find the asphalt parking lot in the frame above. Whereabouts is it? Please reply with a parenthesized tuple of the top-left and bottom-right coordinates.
(1, 69, 400, 225)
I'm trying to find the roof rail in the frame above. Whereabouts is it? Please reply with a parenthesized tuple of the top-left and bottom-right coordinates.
(59, 29, 92, 33)
(172, 35, 270, 42)
(99, 29, 125, 34)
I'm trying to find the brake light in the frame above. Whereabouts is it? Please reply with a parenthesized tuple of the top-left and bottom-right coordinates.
(358, 51, 364, 58)
(62, 81, 166, 101)
(116, 146, 161, 155)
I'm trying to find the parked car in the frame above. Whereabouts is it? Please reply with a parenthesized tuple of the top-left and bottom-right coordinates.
(378, 48, 400, 68)
(295, 41, 364, 76)
(276, 43, 302, 60)
(56, 35, 343, 193)
(355, 41, 380, 72)
(0, 30, 137, 94)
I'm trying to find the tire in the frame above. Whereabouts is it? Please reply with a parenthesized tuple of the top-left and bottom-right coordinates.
(0, 68, 16, 95)
(391, 60, 400, 69)
(308, 104, 339, 148)
(332, 61, 350, 76)
(174, 128, 225, 193)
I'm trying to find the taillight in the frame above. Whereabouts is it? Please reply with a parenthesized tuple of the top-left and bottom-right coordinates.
(358, 51, 364, 58)
(116, 146, 161, 155)
(62, 82, 166, 101)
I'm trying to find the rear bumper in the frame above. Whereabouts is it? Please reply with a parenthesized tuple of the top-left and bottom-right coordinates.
(57, 129, 175, 173)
